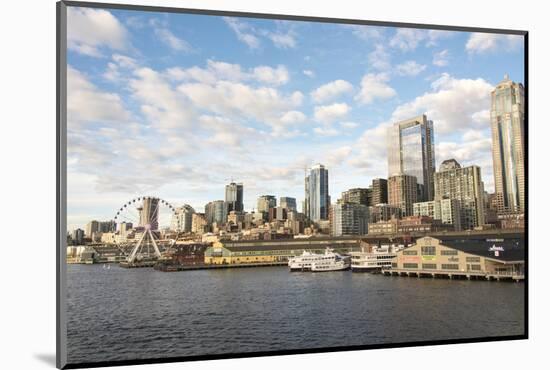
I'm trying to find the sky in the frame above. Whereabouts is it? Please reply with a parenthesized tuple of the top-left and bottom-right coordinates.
(66, 6, 525, 230)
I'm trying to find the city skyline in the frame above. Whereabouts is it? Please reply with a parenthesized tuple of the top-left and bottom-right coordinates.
(66, 7, 524, 230)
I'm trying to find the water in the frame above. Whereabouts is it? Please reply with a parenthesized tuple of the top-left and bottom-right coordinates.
(66, 264, 524, 364)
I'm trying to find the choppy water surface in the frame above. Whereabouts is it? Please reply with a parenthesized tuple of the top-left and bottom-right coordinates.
(67, 264, 524, 363)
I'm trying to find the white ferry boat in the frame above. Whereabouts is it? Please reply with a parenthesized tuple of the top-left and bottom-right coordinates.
(350, 244, 403, 273)
(288, 248, 350, 272)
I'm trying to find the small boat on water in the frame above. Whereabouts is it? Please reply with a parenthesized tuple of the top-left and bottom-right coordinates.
(288, 248, 350, 272)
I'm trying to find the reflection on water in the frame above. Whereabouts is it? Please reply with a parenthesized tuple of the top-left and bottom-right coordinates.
(67, 264, 524, 363)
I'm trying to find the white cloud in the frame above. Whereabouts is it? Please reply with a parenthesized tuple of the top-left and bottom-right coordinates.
(466, 33, 523, 54)
(395, 60, 427, 76)
(67, 7, 128, 57)
(344, 25, 383, 41)
(340, 121, 359, 129)
(154, 27, 192, 52)
(355, 73, 397, 105)
(314, 127, 340, 137)
(310, 80, 354, 103)
(390, 29, 426, 52)
(426, 30, 454, 47)
(166, 60, 289, 86)
(266, 32, 296, 48)
(252, 65, 289, 85)
(325, 146, 353, 166)
(368, 44, 391, 71)
(223, 17, 260, 49)
(433, 49, 450, 67)
(303, 70, 315, 78)
(280, 111, 307, 124)
(314, 103, 351, 123)
(389, 73, 494, 134)
(68, 66, 130, 125)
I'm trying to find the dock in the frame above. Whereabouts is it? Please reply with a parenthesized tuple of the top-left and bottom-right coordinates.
(154, 261, 287, 272)
(382, 268, 524, 282)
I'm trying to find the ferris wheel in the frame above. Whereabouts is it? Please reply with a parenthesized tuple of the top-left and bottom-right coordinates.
(113, 196, 178, 264)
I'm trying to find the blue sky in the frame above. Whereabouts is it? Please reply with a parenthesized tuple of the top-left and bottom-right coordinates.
(66, 6, 525, 230)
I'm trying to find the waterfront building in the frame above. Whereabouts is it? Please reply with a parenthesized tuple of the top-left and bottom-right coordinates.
(388, 174, 418, 217)
(305, 164, 330, 222)
(371, 178, 388, 205)
(171, 204, 195, 232)
(225, 182, 244, 213)
(396, 215, 453, 234)
(280, 197, 297, 212)
(490, 75, 525, 213)
(498, 212, 525, 229)
(331, 203, 369, 236)
(257, 195, 277, 214)
(341, 188, 370, 206)
(434, 159, 485, 230)
(387, 114, 436, 201)
(205, 200, 228, 226)
(388, 234, 524, 281)
(413, 199, 462, 231)
(204, 237, 362, 265)
(71, 228, 84, 245)
(368, 218, 399, 235)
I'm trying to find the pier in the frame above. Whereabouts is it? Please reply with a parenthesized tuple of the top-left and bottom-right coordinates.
(382, 268, 524, 282)
(154, 261, 287, 272)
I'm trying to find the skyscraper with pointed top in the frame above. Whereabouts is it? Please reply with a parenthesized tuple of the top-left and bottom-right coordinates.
(490, 74, 525, 213)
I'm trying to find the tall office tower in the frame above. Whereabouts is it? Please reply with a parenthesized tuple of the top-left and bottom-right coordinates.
(340, 188, 370, 206)
(225, 182, 244, 213)
(388, 174, 418, 217)
(387, 114, 435, 201)
(280, 197, 297, 212)
(204, 200, 228, 226)
(171, 204, 195, 232)
(371, 178, 388, 205)
(99, 220, 116, 233)
(85, 220, 99, 237)
(257, 195, 277, 214)
(305, 164, 330, 222)
(434, 159, 485, 230)
(331, 203, 369, 236)
(139, 197, 159, 230)
(490, 75, 525, 213)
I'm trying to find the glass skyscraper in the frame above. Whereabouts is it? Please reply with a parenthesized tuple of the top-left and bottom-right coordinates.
(305, 164, 330, 222)
(225, 182, 244, 213)
(490, 74, 525, 213)
(387, 114, 435, 201)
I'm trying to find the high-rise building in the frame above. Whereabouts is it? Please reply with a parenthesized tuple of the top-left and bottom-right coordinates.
(257, 195, 277, 213)
(331, 203, 369, 236)
(280, 197, 297, 212)
(434, 159, 485, 230)
(138, 197, 159, 230)
(413, 198, 462, 230)
(388, 174, 418, 217)
(368, 204, 402, 223)
(371, 178, 388, 205)
(205, 200, 228, 226)
(171, 204, 195, 232)
(490, 74, 525, 213)
(387, 114, 435, 201)
(71, 228, 84, 245)
(191, 213, 208, 234)
(305, 164, 330, 222)
(85, 220, 99, 237)
(341, 188, 370, 206)
(225, 182, 244, 213)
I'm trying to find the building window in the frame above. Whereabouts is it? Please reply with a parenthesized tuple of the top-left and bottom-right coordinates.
(422, 263, 437, 270)
(441, 250, 458, 256)
(441, 264, 459, 270)
(403, 250, 418, 255)
(470, 264, 482, 271)
(403, 263, 418, 269)
(466, 256, 481, 262)
(391, 263, 397, 268)
(421, 246, 436, 256)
